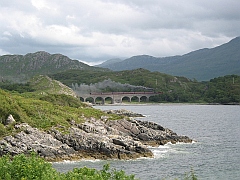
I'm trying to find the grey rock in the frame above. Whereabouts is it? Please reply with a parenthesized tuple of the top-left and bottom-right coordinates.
(0, 116, 192, 161)
(104, 109, 145, 117)
(5, 114, 15, 125)
(138, 133, 151, 141)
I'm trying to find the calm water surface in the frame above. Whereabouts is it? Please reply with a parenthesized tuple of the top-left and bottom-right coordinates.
(53, 104, 240, 180)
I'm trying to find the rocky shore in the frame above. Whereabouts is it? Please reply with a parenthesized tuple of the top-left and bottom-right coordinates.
(103, 109, 145, 117)
(0, 110, 192, 162)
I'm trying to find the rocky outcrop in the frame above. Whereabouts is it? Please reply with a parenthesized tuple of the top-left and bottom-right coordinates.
(4, 114, 16, 125)
(0, 116, 192, 161)
(0, 123, 76, 161)
(103, 109, 145, 117)
(106, 119, 192, 146)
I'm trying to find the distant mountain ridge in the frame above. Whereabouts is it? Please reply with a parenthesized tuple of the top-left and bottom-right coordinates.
(96, 58, 123, 67)
(0, 51, 107, 82)
(97, 37, 240, 81)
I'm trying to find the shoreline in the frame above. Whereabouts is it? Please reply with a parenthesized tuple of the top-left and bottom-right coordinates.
(93, 102, 240, 106)
(53, 140, 198, 163)
(0, 116, 193, 162)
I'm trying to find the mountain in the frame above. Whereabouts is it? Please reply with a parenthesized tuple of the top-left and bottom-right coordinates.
(0, 51, 107, 82)
(97, 37, 240, 81)
(96, 58, 123, 67)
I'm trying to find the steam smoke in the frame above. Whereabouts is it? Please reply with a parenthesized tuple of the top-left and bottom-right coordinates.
(72, 79, 153, 95)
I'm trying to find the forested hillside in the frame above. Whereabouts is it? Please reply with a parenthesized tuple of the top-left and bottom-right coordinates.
(50, 69, 240, 104)
(1, 67, 239, 104)
(203, 75, 240, 104)
(50, 68, 198, 93)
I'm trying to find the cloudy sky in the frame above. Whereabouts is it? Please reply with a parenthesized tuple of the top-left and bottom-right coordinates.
(0, 0, 239, 65)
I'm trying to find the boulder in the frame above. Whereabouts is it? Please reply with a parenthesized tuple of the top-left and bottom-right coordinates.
(5, 114, 15, 125)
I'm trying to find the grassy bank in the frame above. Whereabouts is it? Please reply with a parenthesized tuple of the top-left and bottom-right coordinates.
(0, 89, 121, 138)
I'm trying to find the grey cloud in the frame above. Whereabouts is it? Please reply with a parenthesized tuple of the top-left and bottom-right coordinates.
(0, 0, 239, 62)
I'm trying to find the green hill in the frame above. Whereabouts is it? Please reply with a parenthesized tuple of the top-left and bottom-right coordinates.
(50, 68, 204, 102)
(0, 75, 77, 97)
(203, 75, 240, 104)
(28, 75, 77, 97)
(0, 51, 108, 82)
(50, 68, 194, 92)
(50, 68, 240, 104)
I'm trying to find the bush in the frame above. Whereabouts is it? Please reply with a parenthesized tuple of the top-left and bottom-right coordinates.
(64, 163, 136, 180)
(183, 169, 198, 180)
(0, 153, 136, 180)
(0, 153, 60, 180)
(0, 123, 7, 136)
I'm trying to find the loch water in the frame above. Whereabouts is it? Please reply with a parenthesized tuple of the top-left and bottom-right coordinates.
(53, 104, 240, 180)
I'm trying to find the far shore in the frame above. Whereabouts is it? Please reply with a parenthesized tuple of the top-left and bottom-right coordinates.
(92, 102, 240, 106)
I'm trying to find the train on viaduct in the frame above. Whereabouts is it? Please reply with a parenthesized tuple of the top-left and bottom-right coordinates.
(79, 91, 162, 104)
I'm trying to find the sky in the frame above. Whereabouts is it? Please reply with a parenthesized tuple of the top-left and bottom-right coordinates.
(0, 0, 239, 65)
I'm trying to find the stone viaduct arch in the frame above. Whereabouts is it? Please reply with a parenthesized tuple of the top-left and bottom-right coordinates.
(80, 92, 162, 104)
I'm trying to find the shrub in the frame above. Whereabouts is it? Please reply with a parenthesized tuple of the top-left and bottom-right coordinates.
(0, 153, 60, 180)
(0, 153, 137, 180)
(183, 169, 198, 180)
(0, 123, 7, 136)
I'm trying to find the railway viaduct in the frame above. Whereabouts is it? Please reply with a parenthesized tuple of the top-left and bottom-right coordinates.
(79, 92, 162, 104)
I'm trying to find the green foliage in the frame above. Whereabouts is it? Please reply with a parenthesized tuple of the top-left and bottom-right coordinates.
(0, 123, 7, 136)
(39, 94, 88, 108)
(0, 153, 60, 180)
(0, 153, 199, 180)
(28, 75, 77, 96)
(0, 89, 121, 137)
(183, 169, 198, 180)
(50, 69, 204, 103)
(0, 153, 136, 180)
(0, 89, 25, 124)
(0, 81, 35, 93)
(2, 65, 239, 104)
(51, 69, 240, 104)
(0, 75, 76, 98)
(203, 75, 240, 104)
(64, 163, 136, 180)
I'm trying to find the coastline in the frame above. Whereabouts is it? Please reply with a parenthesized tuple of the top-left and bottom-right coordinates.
(93, 102, 240, 106)
(0, 109, 192, 162)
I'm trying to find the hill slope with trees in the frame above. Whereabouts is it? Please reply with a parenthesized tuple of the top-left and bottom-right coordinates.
(50, 68, 240, 104)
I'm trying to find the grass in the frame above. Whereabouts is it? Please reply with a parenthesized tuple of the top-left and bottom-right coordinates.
(0, 89, 122, 138)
